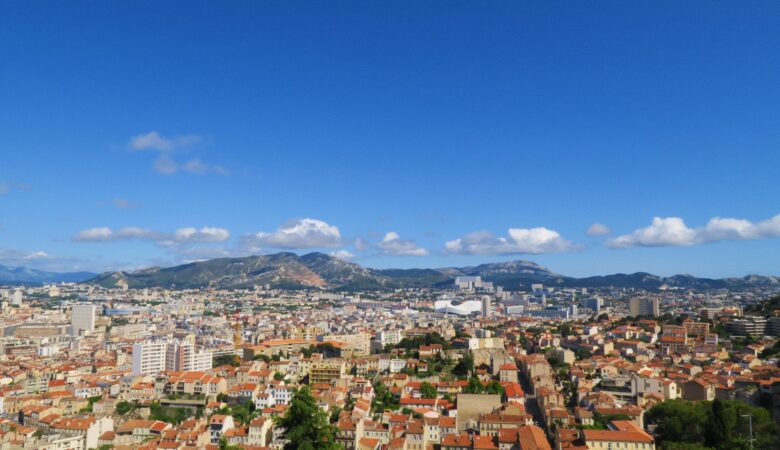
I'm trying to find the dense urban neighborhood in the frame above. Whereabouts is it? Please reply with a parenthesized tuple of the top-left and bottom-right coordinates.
(1, 269, 779, 450)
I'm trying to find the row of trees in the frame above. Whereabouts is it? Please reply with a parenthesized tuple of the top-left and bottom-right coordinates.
(646, 399, 777, 450)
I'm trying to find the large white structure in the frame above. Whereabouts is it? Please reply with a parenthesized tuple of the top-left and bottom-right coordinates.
(133, 340, 212, 375)
(71, 303, 97, 336)
(11, 290, 23, 306)
(434, 299, 484, 316)
(132, 341, 167, 376)
(165, 341, 213, 372)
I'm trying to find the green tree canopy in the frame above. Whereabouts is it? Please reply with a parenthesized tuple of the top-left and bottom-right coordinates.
(419, 382, 438, 399)
(276, 387, 339, 450)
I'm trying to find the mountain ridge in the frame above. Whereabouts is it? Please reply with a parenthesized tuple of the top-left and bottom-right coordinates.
(86, 252, 780, 291)
(0, 264, 96, 285)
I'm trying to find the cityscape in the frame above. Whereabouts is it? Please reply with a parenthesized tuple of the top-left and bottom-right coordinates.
(3, 2, 780, 450)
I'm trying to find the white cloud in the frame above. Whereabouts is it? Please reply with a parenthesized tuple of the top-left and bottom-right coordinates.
(153, 154, 179, 174)
(586, 222, 611, 236)
(174, 227, 230, 243)
(354, 238, 368, 252)
(330, 250, 356, 259)
(607, 213, 780, 248)
(153, 155, 229, 176)
(377, 232, 429, 256)
(73, 227, 114, 242)
(445, 227, 577, 255)
(73, 226, 230, 244)
(243, 218, 342, 249)
(0, 248, 83, 272)
(0, 183, 9, 195)
(128, 131, 228, 176)
(129, 131, 203, 152)
(112, 198, 141, 209)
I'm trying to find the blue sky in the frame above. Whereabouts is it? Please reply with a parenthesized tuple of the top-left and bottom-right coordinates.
(2, 1, 780, 277)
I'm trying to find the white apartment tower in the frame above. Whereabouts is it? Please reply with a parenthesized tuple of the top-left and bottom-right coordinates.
(165, 341, 213, 372)
(71, 303, 97, 336)
(133, 340, 212, 375)
(132, 341, 168, 376)
(11, 290, 23, 306)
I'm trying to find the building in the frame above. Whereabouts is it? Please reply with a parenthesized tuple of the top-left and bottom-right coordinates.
(725, 316, 767, 337)
(310, 359, 346, 386)
(481, 296, 491, 318)
(629, 298, 659, 317)
(11, 290, 23, 306)
(165, 341, 213, 372)
(132, 341, 168, 376)
(321, 333, 371, 357)
(582, 420, 655, 449)
(584, 297, 603, 312)
(71, 303, 97, 336)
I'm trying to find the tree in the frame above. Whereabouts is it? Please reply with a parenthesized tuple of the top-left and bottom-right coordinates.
(647, 399, 777, 450)
(452, 352, 473, 377)
(485, 381, 504, 396)
(464, 377, 484, 394)
(706, 399, 735, 448)
(371, 382, 399, 413)
(214, 354, 241, 367)
(115, 400, 134, 415)
(419, 382, 438, 399)
(276, 387, 339, 450)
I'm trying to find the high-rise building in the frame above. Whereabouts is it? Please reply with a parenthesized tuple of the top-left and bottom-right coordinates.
(165, 341, 213, 372)
(71, 304, 97, 336)
(11, 290, 23, 306)
(584, 297, 603, 312)
(133, 340, 212, 375)
(629, 298, 660, 317)
(132, 341, 167, 376)
(481, 296, 491, 318)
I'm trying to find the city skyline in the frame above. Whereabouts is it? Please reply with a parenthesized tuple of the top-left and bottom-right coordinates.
(3, 2, 780, 277)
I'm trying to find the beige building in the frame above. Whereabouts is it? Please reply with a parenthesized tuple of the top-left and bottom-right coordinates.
(583, 420, 654, 450)
(310, 359, 346, 386)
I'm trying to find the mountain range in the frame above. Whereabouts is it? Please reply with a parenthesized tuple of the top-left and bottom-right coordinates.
(86, 252, 780, 291)
(0, 264, 96, 285)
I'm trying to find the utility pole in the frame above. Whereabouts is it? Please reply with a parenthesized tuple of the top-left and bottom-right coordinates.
(741, 413, 754, 450)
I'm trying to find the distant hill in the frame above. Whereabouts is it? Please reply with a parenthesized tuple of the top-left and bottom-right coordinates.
(0, 264, 96, 285)
(86, 252, 780, 291)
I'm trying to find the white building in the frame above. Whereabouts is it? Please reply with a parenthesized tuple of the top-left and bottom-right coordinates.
(434, 299, 483, 316)
(11, 290, 23, 306)
(71, 304, 97, 336)
(134, 340, 212, 376)
(132, 341, 168, 376)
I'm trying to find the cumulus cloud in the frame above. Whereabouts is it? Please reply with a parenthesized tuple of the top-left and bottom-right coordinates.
(153, 155, 229, 176)
(173, 227, 230, 243)
(607, 214, 780, 248)
(0, 249, 52, 262)
(330, 250, 356, 259)
(377, 232, 429, 256)
(445, 227, 577, 255)
(73, 226, 230, 244)
(128, 131, 228, 176)
(0, 248, 87, 272)
(586, 222, 611, 236)
(243, 219, 342, 249)
(129, 131, 203, 152)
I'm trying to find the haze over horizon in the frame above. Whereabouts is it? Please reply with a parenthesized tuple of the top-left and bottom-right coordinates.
(3, 2, 780, 278)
